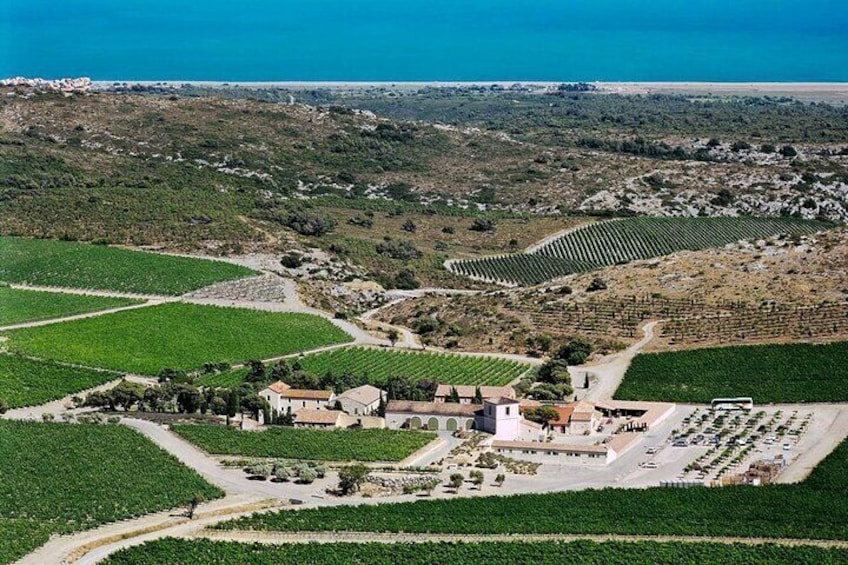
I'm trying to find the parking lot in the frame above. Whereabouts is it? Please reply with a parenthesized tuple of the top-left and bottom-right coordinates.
(636, 406, 815, 484)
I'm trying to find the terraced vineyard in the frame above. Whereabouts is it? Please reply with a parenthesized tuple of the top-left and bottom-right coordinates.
(448, 217, 831, 286)
(202, 346, 531, 388)
(617, 341, 848, 404)
(172, 425, 436, 462)
(101, 539, 848, 565)
(0, 420, 222, 564)
(2, 303, 353, 375)
(0, 355, 119, 409)
(0, 237, 256, 295)
(221, 439, 848, 540)
(0, 286, 142, 326)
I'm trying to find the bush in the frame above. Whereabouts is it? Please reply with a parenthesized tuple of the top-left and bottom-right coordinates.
(376, 239, 422, 261)
(469, 217, 496, 232)
(280, 254, 303, 269)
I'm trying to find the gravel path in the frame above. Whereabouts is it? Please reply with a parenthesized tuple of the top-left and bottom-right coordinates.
(571, 320, 661, 402)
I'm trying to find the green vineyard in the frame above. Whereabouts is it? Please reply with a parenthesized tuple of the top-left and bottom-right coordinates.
(447, 217, 831, 286)
(100, 539, 848, 565)
(172, 425, 436, 462)
(202, 346, 532, 388)
(0, 237, 256, 295)
(0, 420, 222, 564)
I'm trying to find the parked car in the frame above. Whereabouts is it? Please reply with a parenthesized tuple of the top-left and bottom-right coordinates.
(643, 462, 658, 469)
(783, 443, 792, 450)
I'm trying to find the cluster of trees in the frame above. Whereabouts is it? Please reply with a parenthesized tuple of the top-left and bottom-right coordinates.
(81, 375, 270, 422)
(523, 337, 594, 401)
(246, 460, 326, 483)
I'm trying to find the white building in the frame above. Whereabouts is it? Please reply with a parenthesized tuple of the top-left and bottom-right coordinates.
(336, 384, 385, 416)
(259, 380, 335, 414)
(478, 397, 521, 440)
(434, 384, 515, 404)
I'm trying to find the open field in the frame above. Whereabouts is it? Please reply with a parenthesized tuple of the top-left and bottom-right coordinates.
(171, 425, 436, 462)
(0, 420, 223, 564)
(100, 538, 848, 565)
(201, 347, 531, 389)
(0, 354, 118, 409)
(616, 342, 848, 404)
(448, 217, 832, 286)
(220, 440, 848, 540)
(0, 237, 256, 295)
(2, 303, 353, 375)
(0, 286, 142, 326)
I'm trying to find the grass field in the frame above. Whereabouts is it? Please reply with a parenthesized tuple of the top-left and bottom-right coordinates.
(172, 425, 436, 462)
(448, 217, 831, 286)
(201, 346, 531, 388)
(0, 286, 142, 326)
(0, 420, 222, 564)
(616, 341, 848, 403)
(221, 440, 848, 540)
(0, 354, 119, 409)
(0, 237, 256, 295)
(2, 303, 353, 375)
(100, 539, 848, 565)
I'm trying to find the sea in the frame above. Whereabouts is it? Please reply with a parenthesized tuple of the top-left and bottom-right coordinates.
(2, 0, 847, 82)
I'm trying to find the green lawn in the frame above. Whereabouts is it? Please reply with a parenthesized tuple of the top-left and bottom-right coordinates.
(100, 539, 848, 565)
(0, 420, 223, 564)
(220, 440, 848, 541)
(2, 303, 353, 375)
(201, 346, 531, 388)
(616, 341, 848, 404)
(0, 354, 119, 409)
(0, 237, 256, 295)
(172, 425, 436, 462)
(0, 286, 142, 326)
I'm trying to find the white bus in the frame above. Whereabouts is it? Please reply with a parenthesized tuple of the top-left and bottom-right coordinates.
(710, 397, 754, 411)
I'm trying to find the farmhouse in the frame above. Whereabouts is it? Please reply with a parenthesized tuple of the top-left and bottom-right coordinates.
(259, 380, 335, 413)
(385, 400, 479, 431)
(336, 384, 385, 416)
(434, 384, 515, 404)
(491, 440, 615, 465)
(293, 409, 351, 429)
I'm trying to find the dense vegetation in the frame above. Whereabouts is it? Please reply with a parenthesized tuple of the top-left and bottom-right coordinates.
(449, 217, 831, 286)
(202, 347, 531, 388)
(0, 237, 255, 295)
(0, 420, 222, 564)
(3, 303, 352, 375)
(101, 538, 848, 565)
(167, 84, 848, 143)
(0, 286, 141, 326)
(221, 440, 848, 540)
(616, 341, 848, 403)
(172, 425, 435, 462)
(0, 354, 118, 409)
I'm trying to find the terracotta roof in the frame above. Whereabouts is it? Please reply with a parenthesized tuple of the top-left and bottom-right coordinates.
(294, 409, 343, 425)
(435, 384, 515, 399)
(338, 384, 384, 406)
(492, 440, 608, 454)
(549, 406, 575, 426)
(484, 396, 520, 406)
(282, 389, 334, 400)
(386, 400, 480, 417)
(263, 381, 291, 395)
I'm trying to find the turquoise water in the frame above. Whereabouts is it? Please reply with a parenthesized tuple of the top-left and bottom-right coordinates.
(2, 0, 846, 81)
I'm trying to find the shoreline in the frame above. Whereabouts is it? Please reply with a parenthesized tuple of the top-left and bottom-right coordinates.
(89, 81, 848, 101)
